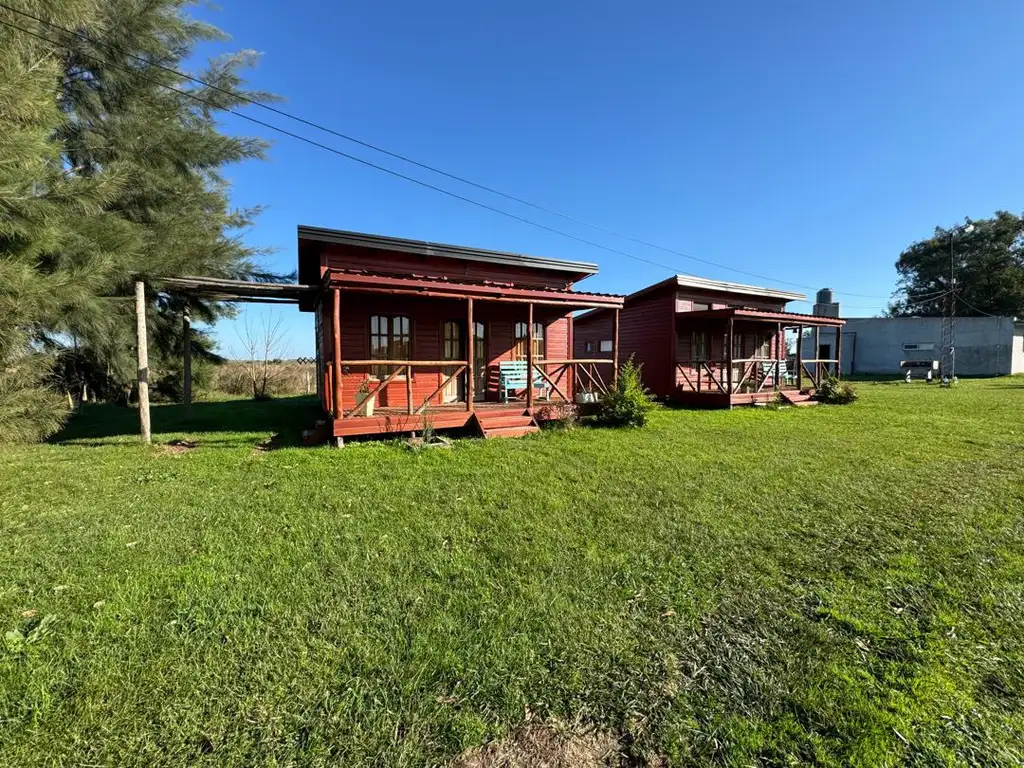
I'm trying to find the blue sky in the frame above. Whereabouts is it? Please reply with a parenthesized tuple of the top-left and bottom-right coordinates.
(189, 1, 1024, 358)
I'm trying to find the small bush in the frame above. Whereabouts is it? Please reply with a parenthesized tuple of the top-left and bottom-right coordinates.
(595, 356, 655, 428)
(816, 376, 857, 405)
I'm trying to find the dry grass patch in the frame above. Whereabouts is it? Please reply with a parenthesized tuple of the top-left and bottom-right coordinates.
(453, 722, 630, 768)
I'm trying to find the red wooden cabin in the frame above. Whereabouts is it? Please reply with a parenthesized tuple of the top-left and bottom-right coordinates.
(573, 275, 845, 408)
(298, 227, 625, 442)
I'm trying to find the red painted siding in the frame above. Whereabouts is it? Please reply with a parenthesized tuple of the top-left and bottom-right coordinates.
(321, 296, 572, 414)
(574, 287, 676, 397)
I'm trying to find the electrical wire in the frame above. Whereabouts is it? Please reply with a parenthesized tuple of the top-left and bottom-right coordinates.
(0, 3, 899, 300)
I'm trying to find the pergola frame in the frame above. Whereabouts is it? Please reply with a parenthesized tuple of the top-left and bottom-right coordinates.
(134, 276, 318, 443)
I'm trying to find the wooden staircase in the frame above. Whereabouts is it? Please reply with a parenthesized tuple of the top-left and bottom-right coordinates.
(474, 410, 540, 439)
(781, 390, 819, 407)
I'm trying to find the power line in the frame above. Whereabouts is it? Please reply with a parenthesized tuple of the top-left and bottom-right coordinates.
(956, 294, 1002, 318)
(0, 6, 895, 299)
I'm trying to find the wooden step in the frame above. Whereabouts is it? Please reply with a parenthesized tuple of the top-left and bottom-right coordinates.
(476, 414, 536, 430)
(474, 411, 540, 439)
(482, 424, 540, 439)
(781, 391, 818, 407)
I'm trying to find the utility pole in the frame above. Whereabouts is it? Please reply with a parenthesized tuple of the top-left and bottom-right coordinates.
(941, 220, 974, 386)
(939, 232, 955, 384)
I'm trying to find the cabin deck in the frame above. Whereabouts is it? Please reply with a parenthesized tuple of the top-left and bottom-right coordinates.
(673, 387, 817, 409)
(300, 400, 565, 443)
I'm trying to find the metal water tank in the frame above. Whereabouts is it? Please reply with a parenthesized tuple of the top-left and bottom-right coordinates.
(816, 288, 834, 305)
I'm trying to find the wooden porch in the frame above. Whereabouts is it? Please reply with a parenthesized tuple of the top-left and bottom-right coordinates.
(319, 270, 625, 443)
(673, 307, 845, 409)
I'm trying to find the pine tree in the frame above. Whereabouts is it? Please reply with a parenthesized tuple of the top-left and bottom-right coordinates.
(1, 0, 278, 439)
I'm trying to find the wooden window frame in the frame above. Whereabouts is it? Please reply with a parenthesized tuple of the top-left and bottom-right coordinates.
(369, 314, 412, 378)
(692, 330, 709, 362)
(514, 321, 546, 361)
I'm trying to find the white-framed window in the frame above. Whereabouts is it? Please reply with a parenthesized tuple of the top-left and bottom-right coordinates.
(691, 301, 710, 312)
(584, 340, 595, 353)
(599, 339, 613, 353)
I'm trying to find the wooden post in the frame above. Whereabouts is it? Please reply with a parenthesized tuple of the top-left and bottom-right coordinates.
(526, 303, 534, 408)
(796, 324, 804, 392)
(182, 303, 192, 414)
(332, 287, 342, 419)
(466, 298, 475, 411)
(612, 307, 620, 383)
(814, 326, 821, 387)
(135, 280, 151, 444)
(834, 325, 843, 380)
(567, 310, 574, 401)
(406, 364, 413, 415)
(726, 316, 734, 408)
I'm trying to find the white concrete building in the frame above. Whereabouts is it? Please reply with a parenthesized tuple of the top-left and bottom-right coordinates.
(818, 316, 1024, 377)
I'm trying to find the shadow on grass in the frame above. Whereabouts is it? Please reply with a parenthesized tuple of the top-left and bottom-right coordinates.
(52, 396, 324, 448)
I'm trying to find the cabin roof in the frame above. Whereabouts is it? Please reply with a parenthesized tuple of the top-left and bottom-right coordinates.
(298, 226, 600, 280)
(630, 275, 806, 303)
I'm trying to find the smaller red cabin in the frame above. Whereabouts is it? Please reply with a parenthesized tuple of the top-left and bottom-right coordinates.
(298, 227, 624, 441)
(574, 275, 845, 408)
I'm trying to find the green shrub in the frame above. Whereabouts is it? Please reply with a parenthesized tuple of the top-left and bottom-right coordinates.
(816, 376, 858, 405)
(595, 356, 655, 427)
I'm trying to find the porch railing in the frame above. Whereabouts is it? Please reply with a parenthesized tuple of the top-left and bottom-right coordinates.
(676, 358, 785, 395)
(334, 359, 468, 418)
(329, 358, 613, 417)
(527, 359, 612, 403)
(798, 358, 839, 389)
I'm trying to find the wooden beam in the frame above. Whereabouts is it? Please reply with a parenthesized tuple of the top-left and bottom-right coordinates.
(466, 297, 474, 412)
(526, 303, 535, 408)
(182, 304, 192, 414)
(532, 364, 569, 403)
(834, 326, 844, 380)
(612, 307, 620, 383)
(135, 280, 151, 444)
(795, 324, 804, 391)
(332, 287, 342, 419)
(345, 365, 405, 419)
(567, 311, 575, 401)
(406, 366, 414, 415)
(726, 315, 734, 408)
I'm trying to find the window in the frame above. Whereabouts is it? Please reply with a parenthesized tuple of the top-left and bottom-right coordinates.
(903, 342, 934, 352)
(370, 314, 410, 377)
(732, 332, 745, 360)
(599, 339, 613, 353)
(692, 331, 708, 362)
(513, 322, 545, 360)
(756, 333, 771, 359)
(584, 340, 595, 353)
(691, 301, 710, 312)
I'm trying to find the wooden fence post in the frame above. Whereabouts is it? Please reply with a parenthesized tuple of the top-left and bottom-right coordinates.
(135, 280, 151, 444)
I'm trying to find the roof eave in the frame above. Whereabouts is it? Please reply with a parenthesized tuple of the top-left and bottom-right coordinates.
(298, 225, 599, 277)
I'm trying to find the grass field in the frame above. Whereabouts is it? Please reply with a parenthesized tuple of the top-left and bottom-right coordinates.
(2, 379, 1023, 766)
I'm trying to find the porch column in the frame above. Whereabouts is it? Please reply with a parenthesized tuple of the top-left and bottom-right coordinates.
(182, 302, 192, 415)
(466, 297, 474, 412)
(814, 325, 821, 387)
(526, 302, 534, 408)
(726, 315, 734, 409)
(612, 307, 620, 382)
(776, 321, 782, 389)
(834, 325, 843, 380)
(135, 280, 151, 444)
(567, 311, 575, 400)
(332, 287, 342, 419)
(795, 324, 804, 391)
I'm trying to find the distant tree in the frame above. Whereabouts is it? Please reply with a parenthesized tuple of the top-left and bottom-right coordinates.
(233, 312, 291, 400)
(888, 212, 1024, 318)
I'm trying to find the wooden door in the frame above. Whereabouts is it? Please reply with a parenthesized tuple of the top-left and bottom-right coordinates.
(473, 321, 487, 401)
(442, 320, 465, 403)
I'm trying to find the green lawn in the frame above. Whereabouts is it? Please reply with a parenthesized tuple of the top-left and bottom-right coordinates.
(2, 380, 1023, 766)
